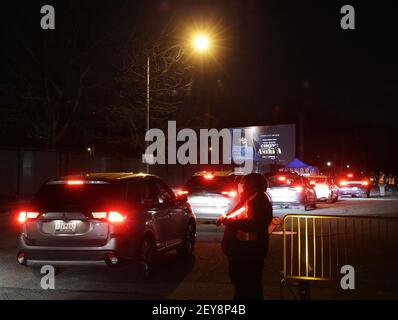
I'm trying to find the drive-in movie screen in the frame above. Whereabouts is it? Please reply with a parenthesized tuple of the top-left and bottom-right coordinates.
(1, 0, 398, 317)
(231, 124, 295, 165)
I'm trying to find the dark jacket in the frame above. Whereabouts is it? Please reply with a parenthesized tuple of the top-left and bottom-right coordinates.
(222, 191, 273, 260)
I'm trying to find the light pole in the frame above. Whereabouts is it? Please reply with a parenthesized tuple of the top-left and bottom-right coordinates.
(144, 33, 212, 173)
(146, 57, 150, 173)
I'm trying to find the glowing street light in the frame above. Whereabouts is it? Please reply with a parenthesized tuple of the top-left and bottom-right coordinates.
(326, 161, 332, 167)
(192, 34, 210, 53)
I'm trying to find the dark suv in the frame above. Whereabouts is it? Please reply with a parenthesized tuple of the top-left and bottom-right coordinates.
(17, 173, 196, 277)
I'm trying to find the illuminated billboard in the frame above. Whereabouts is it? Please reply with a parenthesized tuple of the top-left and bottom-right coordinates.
(231, 124, 296, 165)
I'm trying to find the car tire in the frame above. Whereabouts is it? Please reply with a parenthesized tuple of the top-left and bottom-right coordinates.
(176, 222, 196, 258)
(138, 236, 156, 279)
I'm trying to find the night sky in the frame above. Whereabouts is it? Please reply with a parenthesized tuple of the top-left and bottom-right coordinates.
(1, 0, 398, 173)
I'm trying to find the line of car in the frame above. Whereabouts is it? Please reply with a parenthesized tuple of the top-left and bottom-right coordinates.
(175, 170, 372, 222)
(14, 170, 371, 277)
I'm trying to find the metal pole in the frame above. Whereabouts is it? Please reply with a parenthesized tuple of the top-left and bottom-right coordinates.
(146, 57, 150, 174)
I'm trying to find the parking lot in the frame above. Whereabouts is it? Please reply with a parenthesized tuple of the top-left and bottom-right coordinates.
(1, 195, 398, 300)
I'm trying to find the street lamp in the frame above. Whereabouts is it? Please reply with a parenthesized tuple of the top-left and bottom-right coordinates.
(192, 34, 210, 53)
(326, 161, 332, 167)
(145, 32, 212, 173)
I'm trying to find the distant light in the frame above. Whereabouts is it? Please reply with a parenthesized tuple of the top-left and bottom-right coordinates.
(346, 165, 350, 169)
(87, 147, 92, 152)
(326, 162, 332, 167)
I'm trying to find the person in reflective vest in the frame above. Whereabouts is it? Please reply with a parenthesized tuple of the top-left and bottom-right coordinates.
(216, 173, 273, 300)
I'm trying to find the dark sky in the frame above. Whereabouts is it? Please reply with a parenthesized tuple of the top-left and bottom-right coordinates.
(1, 0, 398, 172)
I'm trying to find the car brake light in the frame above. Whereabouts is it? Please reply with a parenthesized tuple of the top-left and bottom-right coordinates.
(177, 190, 189, 196)
(278, 176, 286, 181)
(67, 180, 84, 185)
(108, 211, 125, 222)
(221, 190, 237, 198)
(309, 180, 316, 185)
(340, 180, 347, 186)
(92, 212, 107, 219)
(203, 174, 214, 180)
(347, 174, 353, 178)
(92, 211, 125, 223)
(18, 211, 39, 224)
(362, 181, 369, 186)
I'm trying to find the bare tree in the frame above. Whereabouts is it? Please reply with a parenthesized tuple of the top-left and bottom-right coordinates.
(7, 2, 113, 149)
(110, 21, 194, 150)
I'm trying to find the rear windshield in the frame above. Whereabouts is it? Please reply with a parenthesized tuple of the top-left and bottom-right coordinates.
(269, 176, 302, 187)
(32, 183, 126, 208)
(185, 175, 235, 191)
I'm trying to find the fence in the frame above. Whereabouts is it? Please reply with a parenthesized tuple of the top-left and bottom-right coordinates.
(281, 214, 398, 298)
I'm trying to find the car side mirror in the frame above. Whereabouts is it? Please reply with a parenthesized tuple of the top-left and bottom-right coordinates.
(175, 193, 188, 203)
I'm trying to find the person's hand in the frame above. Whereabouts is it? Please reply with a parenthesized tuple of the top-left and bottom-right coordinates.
(216, 216, 225, 227)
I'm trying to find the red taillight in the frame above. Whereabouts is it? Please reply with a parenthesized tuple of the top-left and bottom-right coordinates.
(278, 176, 286, 181)
(347, 174, 353, 178)
(18, 211, 39, 224)
(340, 180, 347, 186)
(92, 211, 125, 223)
(362, 181, 369, 186)
(203, 174, 214, 180)
(108, 211, 125, 223)
(221, 190, 238, 198)
(67, 180, 84, 185)
(309, 180, 316, 185)
(92, 212, 107, 219)
(177, 190, 189, 196)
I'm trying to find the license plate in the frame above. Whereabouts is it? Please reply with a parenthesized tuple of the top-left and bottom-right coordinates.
(55, 222, 77, 233)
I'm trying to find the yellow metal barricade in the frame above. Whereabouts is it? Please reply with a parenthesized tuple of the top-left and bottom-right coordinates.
(280, 214, 398, 298)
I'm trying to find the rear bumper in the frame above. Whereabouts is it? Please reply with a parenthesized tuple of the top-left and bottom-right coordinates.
(26, 259, 107, 267)
(339, 187, 368, 196)
(18, 235, 132, 267)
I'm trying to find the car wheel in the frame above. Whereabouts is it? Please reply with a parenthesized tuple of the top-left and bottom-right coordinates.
(138, 236, 155, 279)
(177, 223, 196, 258)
